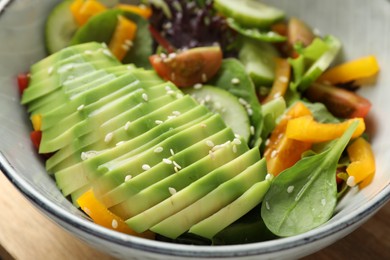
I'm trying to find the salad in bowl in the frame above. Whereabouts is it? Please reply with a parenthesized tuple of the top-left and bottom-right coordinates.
(1, 0, 389, 258)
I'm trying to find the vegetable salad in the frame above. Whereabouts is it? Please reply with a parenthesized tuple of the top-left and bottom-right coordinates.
(18, 0, 379, 245)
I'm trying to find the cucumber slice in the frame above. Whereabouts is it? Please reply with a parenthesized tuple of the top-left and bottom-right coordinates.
(214, 0, 285, 29)
(184, 86, 251, 142)
(239, 38, 279, 86)
(45, 0, 78, 54)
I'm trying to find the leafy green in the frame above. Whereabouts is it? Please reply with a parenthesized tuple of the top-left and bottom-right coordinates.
(260, 96, 286, 142)
(208, 58, 262, 147)
(70, 10, 153, 68)
(303, 101, 340, 123)
(261, 121, 359, 237)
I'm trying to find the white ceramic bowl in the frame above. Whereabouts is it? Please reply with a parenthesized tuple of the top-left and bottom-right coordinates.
(1, 0, 390, 259)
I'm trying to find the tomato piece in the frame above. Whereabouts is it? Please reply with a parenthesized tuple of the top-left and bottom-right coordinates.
(30, 131, 42, 150)
(288, 17, 315, 48)
(305, 82, 372, 118)
(149, 46, 223, 87)
(17, 73, 29, 95)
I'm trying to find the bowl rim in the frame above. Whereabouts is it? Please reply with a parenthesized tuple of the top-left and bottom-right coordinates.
(1, 153, 390, 258)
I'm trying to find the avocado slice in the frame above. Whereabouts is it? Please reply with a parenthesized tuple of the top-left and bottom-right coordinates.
(150, 159, 267, 239)
(189, 177, 271, 239)
(55, 105, 211, 196)
(106, 129, 247, 219)
(126, 147, 261, 233)
(93, 119, 231, 196)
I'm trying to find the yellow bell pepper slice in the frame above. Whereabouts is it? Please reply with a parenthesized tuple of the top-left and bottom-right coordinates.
(70, 0, 107, 26)
(108, 15, 137, 61)
(264, 102, 312, 175)
(318, 55, 380, 85)
(31, 114, 42, 131)
(116, 4, 152, 19)
(346, 137, 375, 187)
(286, 116, 365, 143)
(77, 189, 155, 239)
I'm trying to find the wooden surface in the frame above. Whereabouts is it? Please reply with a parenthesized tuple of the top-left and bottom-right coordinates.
(1, 172, 389, 260)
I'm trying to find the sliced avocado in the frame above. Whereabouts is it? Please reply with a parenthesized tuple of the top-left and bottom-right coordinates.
(150, 159, 267, 239)
(46, 92, 181, 172)
(189, 177, 271, 239)
(22, 60, 119, 104)
(93, 118, 231, 196)
(105, 127, 246, 217)
(30, 42, 104, 73)
(126, 147, 261, 233)
(55, 105, 211, 196)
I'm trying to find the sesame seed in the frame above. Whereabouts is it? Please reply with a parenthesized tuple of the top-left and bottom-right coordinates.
(347, 176, 356, 187)
(200, 123, 207, 128)
(232, 145, 237, 153)
(265, 201, 271, 210)
(142, 93, 149, 102)
(238, 98, 248, 106)
(287, 186, 294, 193)
(247, 108, 253, 116)
(102, 49, 112, 57)
(167, 90, 176, 95)
(201, 73, 207, 82)
(170, 148, 175, 156)
(193, 83, 203, 89)
(125, 39, 133, 46)
(116, 141, 125, 146)
(77, 104, 85, 111)
(160, 53, 167, 59)
(321, 198, 327, 206)
(176, 93, 184, 99)
(84, 50, 93, 55)
(209, 150, 215, 160)
(162, 158, 173, 164)
(174, 166, 179, 173)
(163, 22, 172, 30)
(168, 52, 177, 59)
(265, 139, 271, 146)
(172, 111, 181, 116)
(154, 147, 164, 153)
(233, 138, 242, 145)
(101, 42, 108, 48)
(279, 76, 288, 83)
(48, 66, 53, 75)
(205, 140, 214, 147)
(168, 187, 177, 195)
(265, 173, 273, 181)
(173, 161, 182, 169)
(231, 78, 240, 85)
(167, 115, 176, 120)
(142, 164, 151, 171)
(250, 126, 255, 135)
(104, 132, 113, 143)
(270, 150, 278, 159)
(121, 44, 130, 51)
(155, 120, 164, 125)
(125, 175, 132, 182)
(111, 219, 118, 229)
(273, 93, 282, 98)
(234, 133, 241, 138)
(80, 151, 98, 161)
(205, 95, 211, 102)
(124, 121, 131, 130)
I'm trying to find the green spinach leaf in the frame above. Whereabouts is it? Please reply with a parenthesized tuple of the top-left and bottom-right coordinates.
(261, 121, 359, 237)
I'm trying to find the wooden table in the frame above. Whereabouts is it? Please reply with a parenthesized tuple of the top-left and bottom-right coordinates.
(1, 172, 389, 260)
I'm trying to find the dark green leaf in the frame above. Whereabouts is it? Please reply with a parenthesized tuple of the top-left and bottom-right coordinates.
(261, 121, 359, 237)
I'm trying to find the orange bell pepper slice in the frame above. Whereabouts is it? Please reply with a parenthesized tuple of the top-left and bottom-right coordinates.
(264, 102, 312, 175)
(346, 137, 375, 187)
(70, 0, 107, 26)
(318, 55, 380, 85)
(77, 189, 155, 239)
(262, 58, 291, 104)
(286, 116, 365, 143)
(108, 15, 137, 61)
(116, 4, 153, 19)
